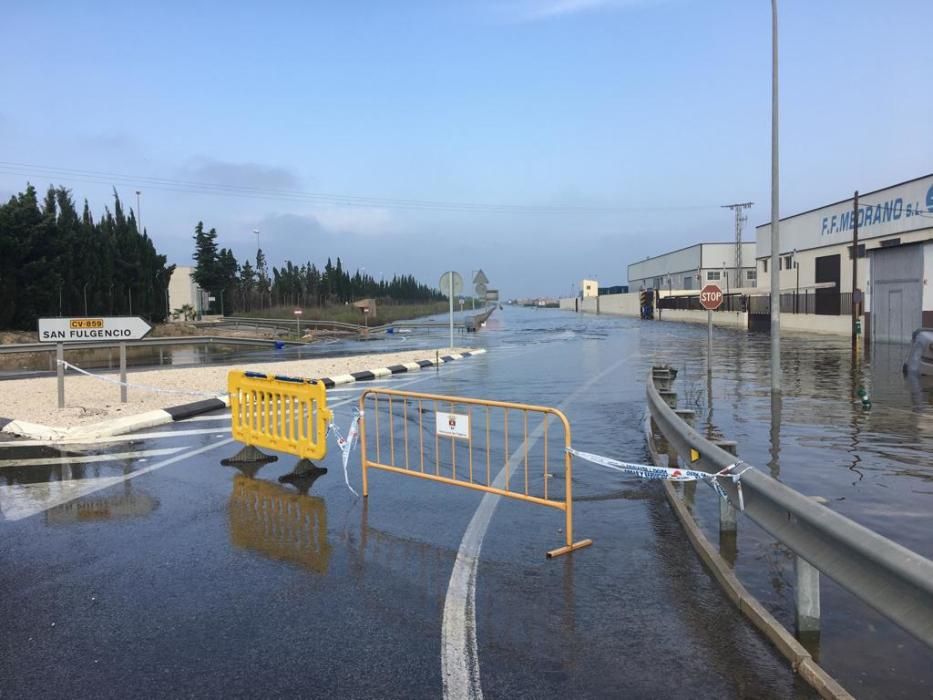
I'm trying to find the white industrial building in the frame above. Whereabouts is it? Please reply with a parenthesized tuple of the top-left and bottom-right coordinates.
(168, 266, 209, 319)
(755, 173, 933, 342)
(627, 242, 757, 293)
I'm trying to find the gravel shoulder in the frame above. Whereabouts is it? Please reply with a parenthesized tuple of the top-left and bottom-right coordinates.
(0, 347, 475, 430)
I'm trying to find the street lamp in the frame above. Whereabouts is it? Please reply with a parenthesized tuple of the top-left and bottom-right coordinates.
(135, 190, 142, 233)
(770, 0, 782, 393)
(793, 248, 799, 314)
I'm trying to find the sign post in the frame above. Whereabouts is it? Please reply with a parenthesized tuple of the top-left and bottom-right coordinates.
(293, 308, 303, 337)
(39, 317, 153, 409)
(120, 342, 128, 403)
(700, 284, 724, 369)
(439, 272, 463, 350)
(56, 343, 64, 408)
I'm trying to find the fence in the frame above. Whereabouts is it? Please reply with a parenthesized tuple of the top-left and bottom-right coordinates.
(656, 292, 746, 312)
(750, 291, 854, 316)
(227, 370, 332, 462)
(357, 387, 592, 558)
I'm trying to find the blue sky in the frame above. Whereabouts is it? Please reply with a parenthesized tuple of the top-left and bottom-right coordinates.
(2, 0, 931, 297)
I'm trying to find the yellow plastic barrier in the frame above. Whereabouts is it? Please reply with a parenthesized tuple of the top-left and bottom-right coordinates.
(228, 370, 332, 460)
(358, 388, 592, 558)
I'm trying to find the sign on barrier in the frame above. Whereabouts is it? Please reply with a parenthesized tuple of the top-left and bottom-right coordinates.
(228, 370, 332, 461)
(357, 388, 592, 558)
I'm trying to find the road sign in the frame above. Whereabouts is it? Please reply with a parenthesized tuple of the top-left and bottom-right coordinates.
(699, 284, 723, 311)
(485, 289, 499, 302)
(293, 309, 303, 315)
(473, 269, 489, 285)
(439, 271, 463, 297)
(474, 282, 487, 297)
(39, 317, 152, 343)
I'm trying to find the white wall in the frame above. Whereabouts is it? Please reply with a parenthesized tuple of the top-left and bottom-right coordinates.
(925, 242, 933, 312)
(700, 242, 756, 269)
(656, 309, 748, 329)
(597, 293, 640, 316)
(559, 297, 577, 311)
(628, 245, 702, 284)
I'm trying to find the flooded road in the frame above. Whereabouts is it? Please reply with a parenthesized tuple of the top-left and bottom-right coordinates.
(0, 306, 929, 698)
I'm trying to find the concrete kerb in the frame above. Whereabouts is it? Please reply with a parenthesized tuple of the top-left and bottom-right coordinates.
(0, 349, 487, 444)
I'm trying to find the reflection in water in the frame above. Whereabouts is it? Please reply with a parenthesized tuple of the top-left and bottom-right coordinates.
(228, 475, 330, 574)
(768, 391, 782, 480)
(45, 487, 159, 525)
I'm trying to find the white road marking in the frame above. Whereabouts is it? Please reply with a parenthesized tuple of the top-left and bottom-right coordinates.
(0, 438, 234, 522)
(440, 356, 629, 700)
(0, 447, 185, 469)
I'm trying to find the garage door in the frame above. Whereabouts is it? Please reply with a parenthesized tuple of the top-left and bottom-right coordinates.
(870, 245, 923, 343)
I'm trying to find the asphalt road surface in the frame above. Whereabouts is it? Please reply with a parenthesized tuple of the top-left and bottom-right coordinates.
(0, 310, 827, 698)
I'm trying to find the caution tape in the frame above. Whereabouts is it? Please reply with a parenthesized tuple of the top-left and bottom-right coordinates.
(56, 359, 219, 397)
(327, 409, 363, 497)
(567, 447, 750, 511)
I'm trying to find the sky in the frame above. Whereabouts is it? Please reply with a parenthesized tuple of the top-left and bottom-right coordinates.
(2, 0, 932, 298)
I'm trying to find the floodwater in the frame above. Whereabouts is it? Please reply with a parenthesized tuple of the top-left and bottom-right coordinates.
(470, 307, 933, 698)
(2, 305, 930, 698)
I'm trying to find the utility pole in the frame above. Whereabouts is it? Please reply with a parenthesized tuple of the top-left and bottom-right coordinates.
(770, 0, 781, 393)
(135, 191, 142, 233)
(852, 191, 859, 350)
(722, 202, 753, 289)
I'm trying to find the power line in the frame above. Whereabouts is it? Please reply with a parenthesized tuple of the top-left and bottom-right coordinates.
(0, 160, 721, 216)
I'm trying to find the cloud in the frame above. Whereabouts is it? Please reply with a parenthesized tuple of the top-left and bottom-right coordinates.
(179, 157, 302, 191)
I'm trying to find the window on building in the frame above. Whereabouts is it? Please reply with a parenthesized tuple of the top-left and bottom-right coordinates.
(783, 254, 793, 270)
(746, 270, 757, 280)
(763, 259, 768, 273)
(707, 271, 721, 281)
(847, 244, 866, 259)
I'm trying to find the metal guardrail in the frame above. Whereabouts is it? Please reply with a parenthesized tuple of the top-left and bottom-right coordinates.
(218, 317, 364, 332)
(646, 368, 933, 647)
(0, 335, 305, 356)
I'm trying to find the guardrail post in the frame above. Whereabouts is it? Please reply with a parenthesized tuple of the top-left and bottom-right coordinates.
(714, 441, 738, 534)
(659, 389, 677, 409)
(673, 408, 696, 505)
(119, 342, 127, 403)
(795, 556, 821, 634)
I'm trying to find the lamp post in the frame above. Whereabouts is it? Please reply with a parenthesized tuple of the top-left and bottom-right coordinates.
(135, 190, 142, 233)
(770, 0, 782, 393)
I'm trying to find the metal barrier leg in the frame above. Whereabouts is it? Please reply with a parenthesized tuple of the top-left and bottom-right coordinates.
(279, 460, 327, 494)
(795, 556, 821, 634)
(222, 444, 278, 466)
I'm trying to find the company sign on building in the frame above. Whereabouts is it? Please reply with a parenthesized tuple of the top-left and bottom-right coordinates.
(757, 174, 933, 258)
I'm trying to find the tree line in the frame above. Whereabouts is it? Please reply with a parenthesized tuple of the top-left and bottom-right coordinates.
(0, 181, 444, 331)
(191, 222, 443, 314)
(0, 184, 172, 330)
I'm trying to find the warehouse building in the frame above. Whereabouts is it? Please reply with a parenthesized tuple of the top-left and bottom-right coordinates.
(754, 173, 933, 342)
(627, 242, 757, 293)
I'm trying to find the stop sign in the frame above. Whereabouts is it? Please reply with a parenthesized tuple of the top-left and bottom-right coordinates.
(699, 284, 723, 310)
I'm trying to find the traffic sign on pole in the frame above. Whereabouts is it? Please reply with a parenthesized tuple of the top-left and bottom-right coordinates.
(38, 317, 152, 343)
(699, 284, 723, 311)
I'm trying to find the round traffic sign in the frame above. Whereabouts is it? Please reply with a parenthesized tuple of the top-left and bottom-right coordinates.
(474, 282, 487, 297)
(699, 284, 723, 311)
(439, 271, 463, 297)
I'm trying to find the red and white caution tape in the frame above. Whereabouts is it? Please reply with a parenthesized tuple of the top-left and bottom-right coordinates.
(567, 447, 750, 510)
(56, 359, 218, 397)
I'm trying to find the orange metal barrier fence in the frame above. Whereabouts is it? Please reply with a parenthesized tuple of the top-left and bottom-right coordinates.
(357, 388, 591, 558)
